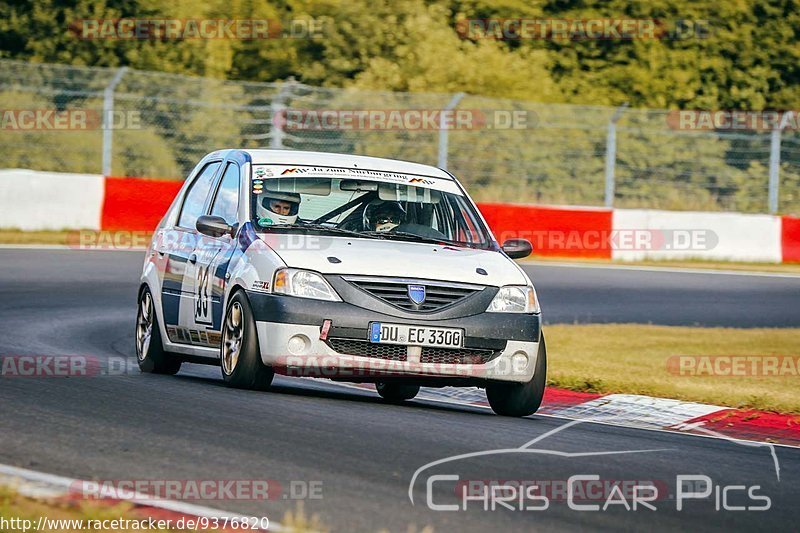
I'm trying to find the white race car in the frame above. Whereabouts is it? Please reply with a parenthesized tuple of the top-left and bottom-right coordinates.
(136, 150, 545, 416)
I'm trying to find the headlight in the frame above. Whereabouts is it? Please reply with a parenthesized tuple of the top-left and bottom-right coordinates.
(487, 285, 540, 314)
(272, 268, 341, 301)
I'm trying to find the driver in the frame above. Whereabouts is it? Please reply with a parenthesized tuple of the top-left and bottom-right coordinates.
(257, 192, 301, 225)
(364, 201, 406, 232)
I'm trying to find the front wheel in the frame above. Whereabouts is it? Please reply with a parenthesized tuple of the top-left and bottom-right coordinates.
(486, 335, 547, 417)
(221, 291, 274, 391)
(135, 286, 181, 375)
(376, 382, 420, 403)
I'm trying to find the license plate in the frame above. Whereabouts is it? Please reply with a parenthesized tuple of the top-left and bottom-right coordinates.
(369, 322, 464, 348)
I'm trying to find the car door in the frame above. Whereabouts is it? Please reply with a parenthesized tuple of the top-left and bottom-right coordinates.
(160, 160, 222, 344)
(190, 161, 243, 347)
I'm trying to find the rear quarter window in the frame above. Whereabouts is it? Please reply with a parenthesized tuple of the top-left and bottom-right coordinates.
(177, 161, 222, 229)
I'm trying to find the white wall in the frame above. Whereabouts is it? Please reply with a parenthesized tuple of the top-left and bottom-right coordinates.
(612, 209, 782, 263)
(0, 169, 104, 231)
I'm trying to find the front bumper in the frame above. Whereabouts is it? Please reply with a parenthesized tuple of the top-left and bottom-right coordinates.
(247, 291, 541, 383)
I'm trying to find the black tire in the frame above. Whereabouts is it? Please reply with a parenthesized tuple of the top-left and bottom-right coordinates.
(135, 286, 182, 375)
(486, 335, 547, 417)
(376, 382, 420, 402)
(220, 290, 274, 391)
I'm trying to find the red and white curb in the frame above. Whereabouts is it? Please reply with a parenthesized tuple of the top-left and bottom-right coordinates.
(4, 169, 800, 263)
(339, 383, 800, 447)
(0, 464, 283, 531)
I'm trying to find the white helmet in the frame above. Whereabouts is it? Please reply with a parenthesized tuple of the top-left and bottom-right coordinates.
(257, 192, 301, 226)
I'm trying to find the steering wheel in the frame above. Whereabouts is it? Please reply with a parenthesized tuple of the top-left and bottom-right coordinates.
(393, 223, 447, 240)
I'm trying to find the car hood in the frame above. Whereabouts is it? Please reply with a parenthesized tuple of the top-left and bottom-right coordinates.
(261, 234, 528, 286)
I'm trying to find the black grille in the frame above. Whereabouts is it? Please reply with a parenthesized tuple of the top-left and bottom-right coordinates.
(327, 338, 407, 361)
(346, 278, 481, 311)
(326, 338, 501, 365)
(420, 346, 501, 365)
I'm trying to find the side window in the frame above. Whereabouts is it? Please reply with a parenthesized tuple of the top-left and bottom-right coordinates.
(210, 163, 241, 225)
(177, 162, 221, 229)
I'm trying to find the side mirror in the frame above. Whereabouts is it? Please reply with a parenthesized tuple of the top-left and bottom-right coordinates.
(501, 238, 532, 259)
(196, 215, 233, 238)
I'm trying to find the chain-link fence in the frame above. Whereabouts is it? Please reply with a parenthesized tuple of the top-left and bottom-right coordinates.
(2, 59, 798, 214)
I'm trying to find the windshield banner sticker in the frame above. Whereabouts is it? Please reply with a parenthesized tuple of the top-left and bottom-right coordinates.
(253, 165, 462, 194)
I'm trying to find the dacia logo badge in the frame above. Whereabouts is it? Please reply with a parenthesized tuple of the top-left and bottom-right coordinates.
(408, 285, 426, 305)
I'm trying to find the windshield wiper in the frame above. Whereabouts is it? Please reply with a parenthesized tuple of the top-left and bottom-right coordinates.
(360, 231, 448, 245)
(261, 224, 476, 247)
(361, 231, 491, 249)
(261, 223, 384, 239)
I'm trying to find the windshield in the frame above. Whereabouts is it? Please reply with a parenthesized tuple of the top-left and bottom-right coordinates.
(250, 166, 494, 249)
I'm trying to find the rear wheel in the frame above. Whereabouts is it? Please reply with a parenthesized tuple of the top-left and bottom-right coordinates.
(376, 382, 420, 403)
(221, 291, 274, 390)
(486, 335, 547, 417)
(135, 287, 181, 375)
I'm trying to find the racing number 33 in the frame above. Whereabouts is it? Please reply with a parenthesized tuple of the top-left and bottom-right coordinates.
(195, 264, 211, 324)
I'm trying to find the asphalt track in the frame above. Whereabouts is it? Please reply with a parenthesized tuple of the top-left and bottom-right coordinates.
(524, 261, 800, 327)
(1, 249, 799, 531)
